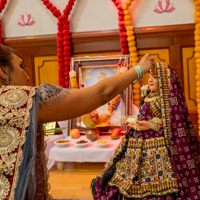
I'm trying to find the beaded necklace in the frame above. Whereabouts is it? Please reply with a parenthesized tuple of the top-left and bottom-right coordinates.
(144, 92, 160, 102)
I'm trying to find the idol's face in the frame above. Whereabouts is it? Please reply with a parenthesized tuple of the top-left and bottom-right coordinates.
(148, 73, 158, 93)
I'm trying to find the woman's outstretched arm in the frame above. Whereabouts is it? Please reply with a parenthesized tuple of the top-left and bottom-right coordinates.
(38, 54, 154, 124)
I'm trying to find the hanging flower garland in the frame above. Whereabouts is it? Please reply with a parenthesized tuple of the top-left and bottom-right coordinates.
(194, 0, 200, 138)
(111, 0, 129, 55)
(41, 0, 76, 88)
(122, 0, 140, 107)
(110, 0, 140, 107)
(0, 0, 7, 43)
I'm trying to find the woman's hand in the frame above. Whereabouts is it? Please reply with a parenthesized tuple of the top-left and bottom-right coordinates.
(127, 121, 150, 131)
(138, 53, 155, 74)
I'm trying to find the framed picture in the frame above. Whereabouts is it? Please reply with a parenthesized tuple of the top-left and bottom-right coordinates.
(68, 55, 132, 134)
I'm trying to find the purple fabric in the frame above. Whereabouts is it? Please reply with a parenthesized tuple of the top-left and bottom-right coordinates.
(167, 67, 200, 199)
(93, 101, 176, 200)
(93, 64, 200, 200)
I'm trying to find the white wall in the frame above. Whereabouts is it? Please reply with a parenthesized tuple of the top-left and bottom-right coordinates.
(1, 0, 194, 38)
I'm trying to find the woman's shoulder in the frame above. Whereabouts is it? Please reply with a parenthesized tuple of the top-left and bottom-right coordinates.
(37, 83, 69, 97)
(36, 83, 69, 107)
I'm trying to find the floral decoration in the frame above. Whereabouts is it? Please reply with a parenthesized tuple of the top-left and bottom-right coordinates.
(42, 0, 76, 88)
(18, 13, 35, 26)
(194, 0, 200, 139)
(141, 85, 149, 98)
(0, 0, 7, 43)
(154, 0, 175, 14)
(110, 0, 129, 55)
(121, 0, 140, 107)
(83, 110, 108, 129)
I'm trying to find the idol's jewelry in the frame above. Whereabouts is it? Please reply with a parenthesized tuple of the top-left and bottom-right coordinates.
(147, 117, 162, 132)
(144, 91, 160, 102)
(6, 76, 10, 85)
(132, 65, 144, 83)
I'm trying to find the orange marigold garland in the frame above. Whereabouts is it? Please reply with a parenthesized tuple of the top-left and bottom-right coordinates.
(194, 0, 200, 139)
(122, 0, 140, 107)
(0, 0, 7, 43)
(41, 0, 76, 88)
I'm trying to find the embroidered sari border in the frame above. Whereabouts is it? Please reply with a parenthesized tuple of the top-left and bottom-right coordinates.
(156, 63, 171, 149)
(0, 86, 36, 200)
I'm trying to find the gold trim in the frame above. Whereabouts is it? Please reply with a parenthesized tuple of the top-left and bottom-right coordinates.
(9, 86, 35, 200)
(144, 95, 160, 102)
(157, 63, 171, 149)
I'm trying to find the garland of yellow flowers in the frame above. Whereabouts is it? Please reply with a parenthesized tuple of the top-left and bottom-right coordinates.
(122, 0, 140, 107)
(194, 0, 200, 138)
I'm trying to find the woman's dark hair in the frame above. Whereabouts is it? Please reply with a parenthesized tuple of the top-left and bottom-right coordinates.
(100, 90, 151, 194)
(0, 44, 14, 69)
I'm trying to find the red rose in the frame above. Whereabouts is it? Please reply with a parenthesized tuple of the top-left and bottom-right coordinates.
(57, 32, 63, 37)
(59, 83, 66, 87)
(120, 37, 127, 43)
(46, 2, 52, 9)
(63, 41, 70, 46)
(118, 21, 125, 26)
(118, 10, 124, 16)
(63, 24, 70, 29)
(57, 21, 63, 26)
(58, 68, 65, 73)
(63, 51, 71, 56)
(58, 58, 64, 62)
(58, 63, 65, 68)
(64, 57, 71, 61)
(59, 78, 65, 82)
(121, 47, 129, 54)
(59, 72, 65, 78)
(64, 46, 71, 51)
(63, 19, 70, 25)
(58, 26, 63, 32)
(57, 43, 64, 48)
(42, 0, 49, 5)
(57, 53, 64, 58)
(50, 6, 57, 12)
(63, 29, 70, 35)
(120, 42, 128, 48)
(53, 10, 61, 18)
(118, 26, 126, 32)
(63, 35, 70, 40)
(64, 61, 70, 66)
(58, 16, 64, 22)
(120, 32, 127, 37)
(57, 47, 63, 53)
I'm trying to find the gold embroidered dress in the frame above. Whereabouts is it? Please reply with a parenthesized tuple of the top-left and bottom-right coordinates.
(0, 83, 68, 200)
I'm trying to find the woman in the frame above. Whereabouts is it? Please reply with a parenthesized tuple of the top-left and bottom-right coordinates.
(92, 62, 200, 200)
(0, 44, 154, 200)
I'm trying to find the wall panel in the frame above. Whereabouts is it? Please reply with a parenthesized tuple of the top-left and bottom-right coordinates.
(2, 23, 198, 131)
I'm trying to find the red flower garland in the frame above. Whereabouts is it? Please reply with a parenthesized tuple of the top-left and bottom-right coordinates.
(0, 0, 7, 43)
(42, 0, 129, 87)
(111, 0, 129, 55)
(41, 0, 76, 88)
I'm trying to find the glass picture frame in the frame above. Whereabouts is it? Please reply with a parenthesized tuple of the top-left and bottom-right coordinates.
(68, 55, 132, 134)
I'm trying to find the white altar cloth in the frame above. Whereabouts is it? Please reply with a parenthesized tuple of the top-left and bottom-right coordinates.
(45, 134, 64, 158)
(47, 135, 122, 169)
